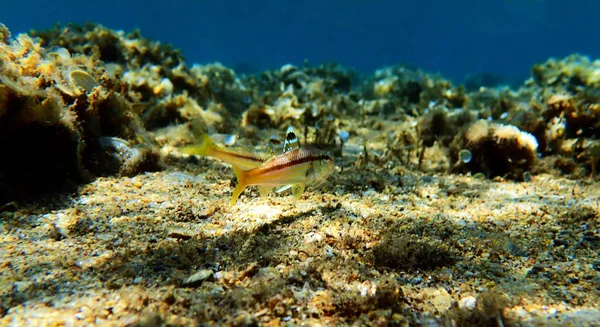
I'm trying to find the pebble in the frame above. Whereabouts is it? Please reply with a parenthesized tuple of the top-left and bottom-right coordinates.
(97, 233, 114, 241)
(459, 296, 477, 310)
(428, 288, 452, 312)
(54, 213, 72, 237)
(183, 269, 213, 287)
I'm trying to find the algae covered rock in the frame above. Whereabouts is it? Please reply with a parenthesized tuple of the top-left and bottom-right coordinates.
(365, 64, 468, 114)
(240, 62, 356, 145)
(31, 23, 184, 68)
(451, 120, 539, 180)
(0, 26, 160, 203)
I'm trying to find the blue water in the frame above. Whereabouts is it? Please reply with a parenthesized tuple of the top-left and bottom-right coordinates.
(3, 0, 599, 83)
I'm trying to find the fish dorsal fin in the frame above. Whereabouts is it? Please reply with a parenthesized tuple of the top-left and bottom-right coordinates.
(291, 184, 305, 200)
(283, 126, 299, 153)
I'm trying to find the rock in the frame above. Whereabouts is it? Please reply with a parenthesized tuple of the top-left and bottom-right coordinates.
(428, 288, 453, 313)
(459, 296, 477, 310)
(182, 269, 213, 287)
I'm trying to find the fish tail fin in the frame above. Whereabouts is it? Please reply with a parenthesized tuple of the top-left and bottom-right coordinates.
(182, 131, 216, 157)
(230, 165, 248, 208)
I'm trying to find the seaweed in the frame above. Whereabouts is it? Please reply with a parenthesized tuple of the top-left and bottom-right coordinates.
(372, 223, 458, 271)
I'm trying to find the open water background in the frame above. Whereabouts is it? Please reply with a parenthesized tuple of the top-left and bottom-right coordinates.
(3, 0, 599, 83)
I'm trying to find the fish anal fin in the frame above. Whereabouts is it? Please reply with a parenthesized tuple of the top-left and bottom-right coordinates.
(258, 186, 272, 198)
(291, 184, 305, 200)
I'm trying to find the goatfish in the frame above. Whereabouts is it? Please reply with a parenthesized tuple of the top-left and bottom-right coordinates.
(182, 125, 305, 172)
(183, 125, 335, 207)
(230, 146, 335, 207)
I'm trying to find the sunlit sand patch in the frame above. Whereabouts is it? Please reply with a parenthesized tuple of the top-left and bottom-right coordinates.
(234, 203, 284, 229)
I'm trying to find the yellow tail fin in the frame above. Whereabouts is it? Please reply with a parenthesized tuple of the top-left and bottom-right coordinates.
(182, 131, 215, 156)
(229, 165, 248, 208)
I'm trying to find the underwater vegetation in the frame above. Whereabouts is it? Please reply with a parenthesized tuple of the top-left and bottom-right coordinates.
(1, 23, 600, 326)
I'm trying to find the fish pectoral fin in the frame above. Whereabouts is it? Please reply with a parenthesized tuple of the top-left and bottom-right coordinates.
(258, 186, 272, 198)
(291, 184, 305, 200)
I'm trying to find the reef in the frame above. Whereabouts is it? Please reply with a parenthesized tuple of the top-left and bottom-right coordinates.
(0, 23, 599, 326)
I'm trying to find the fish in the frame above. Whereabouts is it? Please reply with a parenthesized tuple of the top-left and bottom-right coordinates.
(229, 146, 335, 207)
(183, 125, 335, 207)
(183, 125, 300, 171)
(182, 128, 269, 171)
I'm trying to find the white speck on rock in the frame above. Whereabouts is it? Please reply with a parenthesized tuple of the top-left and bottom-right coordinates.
(459, 296, 477, 310)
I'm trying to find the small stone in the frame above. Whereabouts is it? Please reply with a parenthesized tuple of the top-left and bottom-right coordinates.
(97, 233, 114, 242)
(473, 172, 486, 180)
(233, 314, 259, 327)
(183, 269, 213, 287)
(411, 277, 423, 285)
(54, 213, 72, 237)
(459, 296, 477, 310)
(429, 288, 452, 312)
(338, 130, 350, 143)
